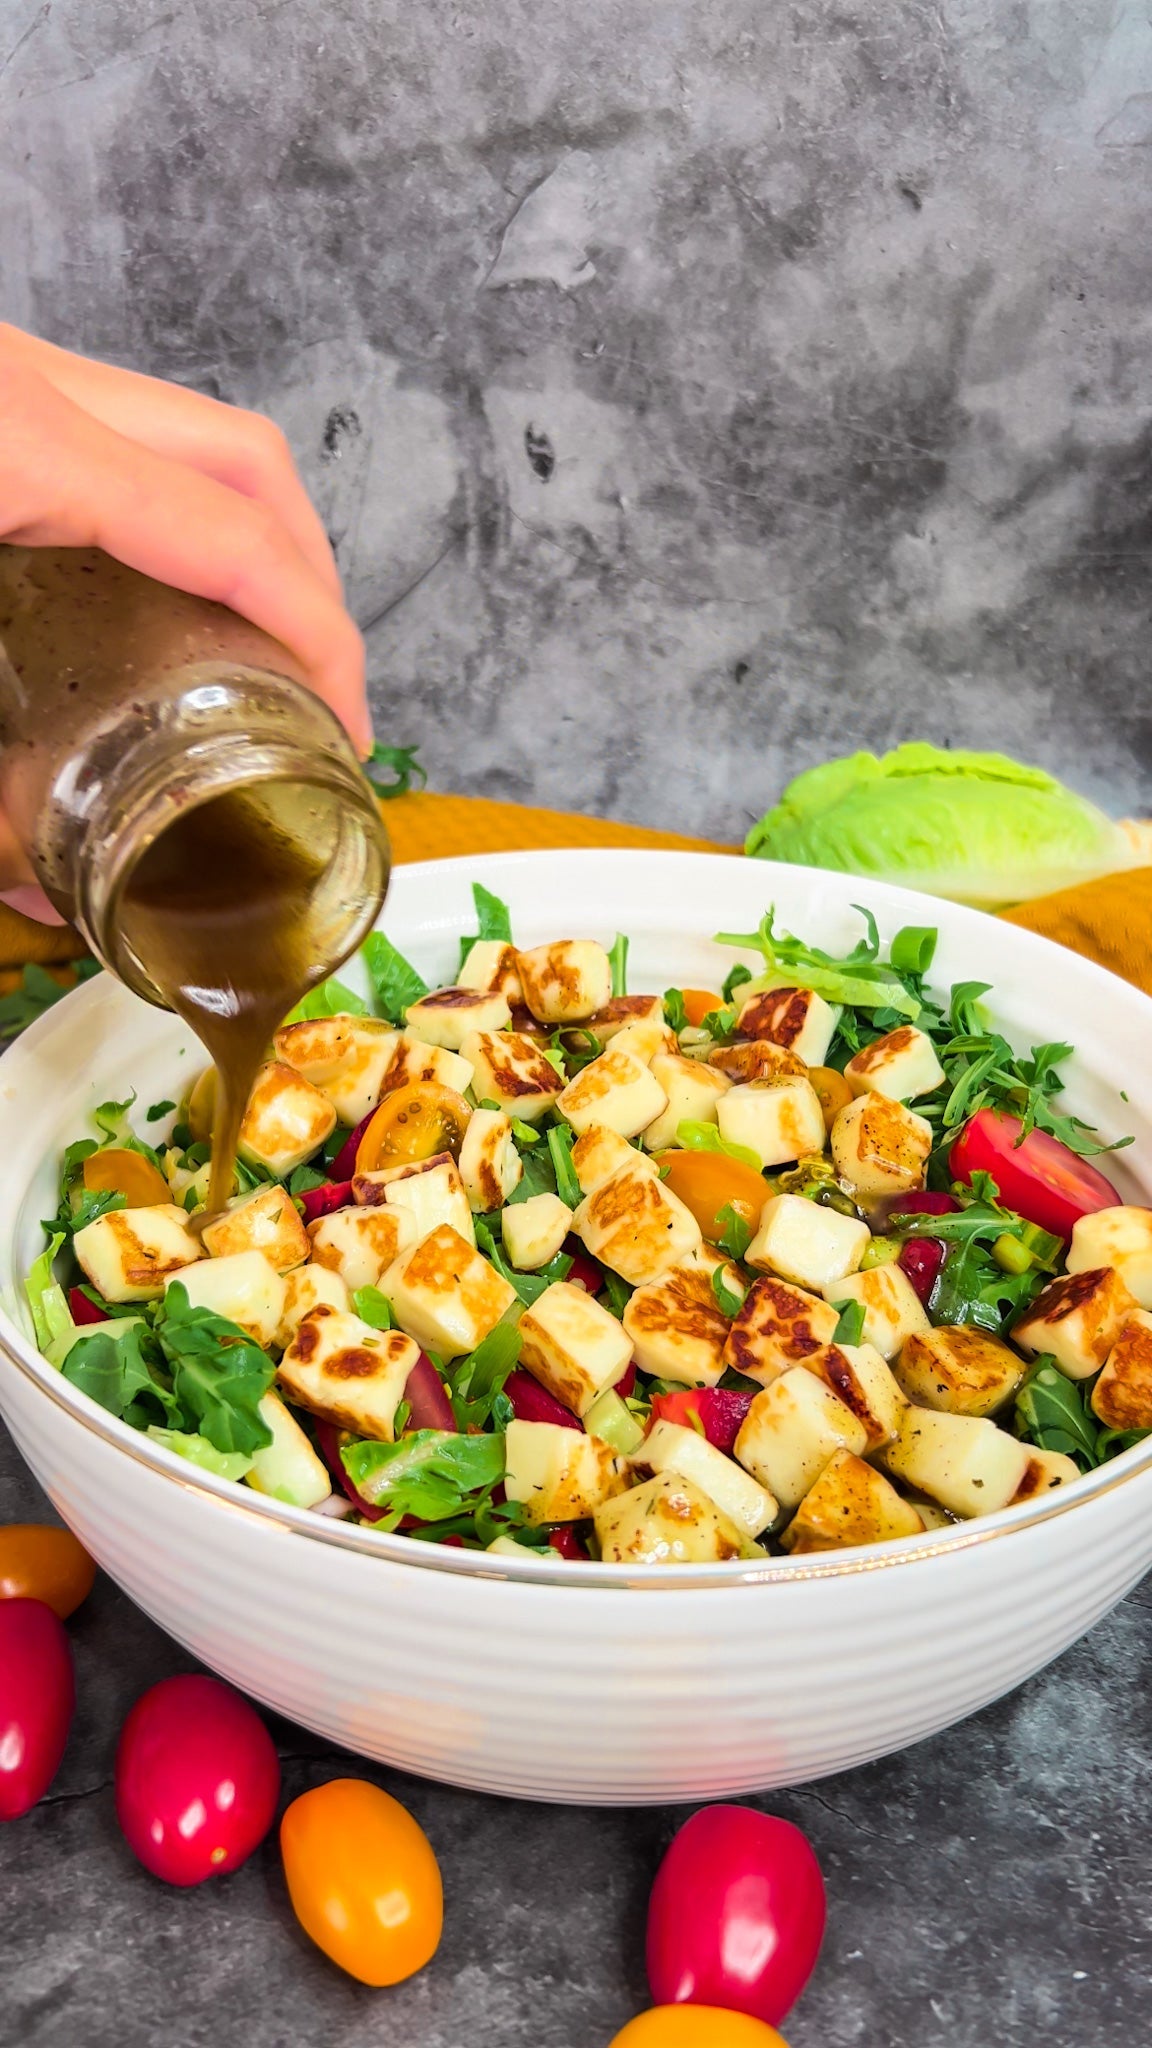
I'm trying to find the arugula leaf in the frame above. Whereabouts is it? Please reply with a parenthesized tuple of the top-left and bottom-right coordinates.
(510, 1119, 540, 1145)
(609, 933, 629, 999)
(716, 907, 920, 1020)
(663, 988, 688, 1034)
(930, 1237, 1046, 1334)
(676, 1120, 763, 1173)
(363, 743, 426, 799)
(715, 1203, 754, 1262)
(146, 1428, 253, 1481)
(458, 882, 513, 974)
(547, 1123, 582, 1208)
(93, 1094, 137, 1145)
(62, 1321, 183, 1427)
(146, 1100, 177, 1123)
(282, 976, 369, 1023)
(287, 1163, 329, 1197)
(475, 1218, 572, 1304)
(722, 962, 752, 1007)
(154, 1284, 275, 1454)
(831, 1298, 866, 1346)
(0, 963, 71, 1041)
(25, 1233, 70, 1353)
(1096, 1423, 1152, 1461)
(550, 1025, 602, 1077)
(449, 1322, 523, 1430)
(361, 931, 428, 1024)
(504, 1142, 561, 1207)
(600, 1270, 635, 1320)
(699, 1003, 739, 1043)
(351, 1286, 393, 1329)
(342, 1429, 506, 1521)
(1015, 1357, 1101, 1469)
(711, 1264, 744, 1319)
(45, 1185, 127, 1243)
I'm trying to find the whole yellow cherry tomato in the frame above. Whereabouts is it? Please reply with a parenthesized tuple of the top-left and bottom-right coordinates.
(0, 1524, 96, 1618)
(655, 1149, 767, 1245)
(280, 1778, 443, 1986)
(608, 2010, 791, 2048)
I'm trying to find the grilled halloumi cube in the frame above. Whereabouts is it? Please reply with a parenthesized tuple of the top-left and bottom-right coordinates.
(623, 1254, 738, 1386)
(458, 938, 524, 1004)
(501, 1193, 572, 1271)
(1068, 1205, 1152, 1309)
(201, 1182, 309, 1274)
(239, 1062, 337, 1177)
(1091, 1309, 1152, 1430)
(278, 1305, 419, 1440)
(879, 1406, 1029, 1519)
(574, 1161, 702, 1286)
(516, 940, 613, 1023)
(275, 1262, 351, 1347)
(460, 1029, 563, 1123)
(594, 1470, 752, 1564)
(807, 1341, 906, 1452)
(709, 1040, 807, 1084)
(166, 1249, 286, 1349)
(734, 1368, 869, 1509)
(588, 995, 667, 1049)
(717, 1076, 826, 1169)
(1010, 1447, 1081, 1504)
(780, 1449, 926, 1552)
(746, 1194, 870, 1293)
(612, 1017, 679, 1063)
(1014, 1265, 1139, 1381)
(894, 1324, 1027, 1417)
(74, 1204, 204, 1304)
(272, 1017, 400, 1127)
(380, 1030, 474, 1100)
(381, 1222, 517, 1358)
(819, 1262, 929, 1360)
(404, 986, 512, 1051)
(736, 986, 837, 1065)
(641, 1052, 730, 1152)
(845, 1025, 945, 1103)
(373, 1153, 474, 1247)
(630, 1418, 777, 1537)
(572, 1124, 655, 1196)
(517, 1279, 633, 1416)
(503, 1419, 625, 1522)
(246, 1390, 331, 1507)
(458, 1107, 523, 1212)
(830, 1094, 933, 1198)
(308, 1205, 418, 1293)
(557, 1046, 668, 1139)
(721, 1275, 839, 1386)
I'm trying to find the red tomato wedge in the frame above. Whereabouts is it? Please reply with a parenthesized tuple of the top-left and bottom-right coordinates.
(950, 1108, 1120, 1241)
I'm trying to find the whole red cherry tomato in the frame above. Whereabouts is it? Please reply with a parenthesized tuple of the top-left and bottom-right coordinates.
(115, 1675, 280, 1885)
(0, 1525, 96, 1618)
(280, 1778, 443, 1985)
(0, 1599, 75, 1820)
(646, 1806, 825, 2027)
(950, 1108, 1120, 1241)
(609, 2011, 791, 2047)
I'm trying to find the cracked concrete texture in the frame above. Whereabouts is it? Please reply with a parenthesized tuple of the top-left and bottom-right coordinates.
(3, 2, 1152, 839)
(3, 1418, 1152, 2048)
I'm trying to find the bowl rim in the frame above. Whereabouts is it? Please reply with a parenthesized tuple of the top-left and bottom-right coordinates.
(4, 845, 1152, 1594)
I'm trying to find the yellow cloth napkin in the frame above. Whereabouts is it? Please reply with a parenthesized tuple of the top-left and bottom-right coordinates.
(0, 790, 1145, 996)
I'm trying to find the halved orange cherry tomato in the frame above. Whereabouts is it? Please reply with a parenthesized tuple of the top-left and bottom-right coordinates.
(609, 2010, 790, 2048)
(355, 1081, 472, 1173)
(280, 1778, 443, 1986)
(82, 1147, 171, 1207)
(0, 1524, 96, 1618)
(680, 988, 724, 1028)
(656, 1149, 767, 1245)
(808, 1064, 853, 1133)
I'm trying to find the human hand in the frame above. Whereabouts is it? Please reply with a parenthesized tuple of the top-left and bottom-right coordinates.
(0, 325, 370, 921)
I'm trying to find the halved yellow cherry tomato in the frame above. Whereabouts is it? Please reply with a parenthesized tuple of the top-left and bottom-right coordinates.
(656, 1149, 767, 1244)
(185, 1066, 217, 1146)
(280, 1778, 443, 1986)
(609, 2010, 790, 2048)
(680, 988, 724, 1028)
(808, 1064, 853, 1133)
(82, 1147, 171, 1207)
(355, 1081, 472, 1173)
(0, 1524, 96, 1618)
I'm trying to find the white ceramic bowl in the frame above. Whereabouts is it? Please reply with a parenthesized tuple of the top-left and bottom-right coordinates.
(2, 850, 1151, 1805)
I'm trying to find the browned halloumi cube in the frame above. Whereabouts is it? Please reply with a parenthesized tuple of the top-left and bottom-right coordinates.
(718, 1076, 826, 1169)
(780, 1449, 926, 1552)
(594, 1471, 751, 1564)
(572, 1125, 656, 1196)
(381, 1223, 517, 1359)
(239, 1062, 337, 1177)
(460, 1029, 563, 1123)
(458, 939, 524, 1004)
(734, 1368, 869, 1509)
(458, 1107, 523, 1212)
(1068, 1205, 1152, 1309)
(379, 1030, 474, 1100)
(1091, 1309, 1152, 1431)
(1014, 1266, 1139, 1381)
(745, 1194, 870, 1293)
(629, 1418, 777, 1536)
(642, 1052, 730, 1152)
(371, 1153, 474, 1246)
(1009, 1447, 1081, 1503)
(708, 1040, 807, 1084)
(587, 995, 667, 1045)
(830, 1093, 933, 1198)
(844, 1024, 945, 1103)
(404, 986, 512, 1052)
(516, 940, 613, 1023)
(501, 1193, 572, 1271)
(623, 1255, 736, 1387)
(74, 1204, 204, 1304)
(574, 1161, 702, 1286)
(278, 1304, 420, 1441)
(879, 1406, 1029, 1519)
(503, 1420, 625, 1523)
(819, 1261, 929, 1360)
(307, 1205, 418, 1293)
(721, 1275, 840, 1387)
(272, 1017, 400, 1127)
(167, 1250, 286, 1349)
(736, 986, 837, 1065)
(517, 1279, 633, 1416)
(894, 1324, 1027, 1417)
(806, 1340, 907, 1452)
(276, 1262, 350, 1347)
(557, 1047, 668, 1139)
(201, 1182, 309, 1274)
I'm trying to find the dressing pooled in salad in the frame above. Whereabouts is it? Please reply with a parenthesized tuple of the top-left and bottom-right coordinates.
(26, 889, 1152, 1564)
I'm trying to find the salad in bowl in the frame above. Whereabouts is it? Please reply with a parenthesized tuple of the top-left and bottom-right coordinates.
(25, 884, 1152, 1569)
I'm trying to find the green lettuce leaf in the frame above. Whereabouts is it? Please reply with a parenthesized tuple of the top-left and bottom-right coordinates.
(342, 1429, 506, 1520)
(146, 1428, 254, 1481)
(25, 1233, 71, 1353)
(361, 932, 428, 1024)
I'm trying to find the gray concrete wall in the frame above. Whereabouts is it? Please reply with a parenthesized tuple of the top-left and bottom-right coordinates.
(3, 0, 1151, 838)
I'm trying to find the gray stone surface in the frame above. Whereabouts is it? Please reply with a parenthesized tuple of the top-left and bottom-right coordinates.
(4, 2, 1152, 841)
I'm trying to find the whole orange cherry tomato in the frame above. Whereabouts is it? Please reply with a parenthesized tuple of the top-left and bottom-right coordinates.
(280, 1778, 443, 1986)
(82, 1147, 171, 1207)
(0, 1525, 96, 1618)
(807, 1065, 853, 1133)
(608, 2010, 790, 2048)
(656, 1149, 767, 1245)
(355, 1082, 472, 1174)
(679, 989, 724, 1029)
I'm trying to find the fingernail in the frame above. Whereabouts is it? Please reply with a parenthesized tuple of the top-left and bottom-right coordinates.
(0, 885, 68, 927)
